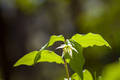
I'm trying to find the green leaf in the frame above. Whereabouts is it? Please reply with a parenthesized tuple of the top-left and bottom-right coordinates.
(37, 50, 64, 64)
(71, 33, 111, 48)
(48, 35, 65, 47)
(71, 73, 81, 80)
(71, 69, 93, 80)
(83, 69, 93, 80)
(14, 51, 39, 67)
(102, 62, 120, 80)
(34, 43, 48, 64)
(34, 51, 41, 64)
(14, 50, 64, 67)
(69, 40, 85, 80)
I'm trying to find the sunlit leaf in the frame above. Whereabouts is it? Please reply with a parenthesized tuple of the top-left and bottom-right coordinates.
(37, 50, 64, 64)
(71, 33, 111, 48)
(48, 35, 65, 47)
(14, 50, 64, 67)
(14, 51, 39, 67)
(34, 43, 48, 64)
(34, 51, 41, 64)
(71, 69, 93, 80)
(83, 69, 93, 80)
(71, 73, 81, 80)
(102, 62, 120, 80)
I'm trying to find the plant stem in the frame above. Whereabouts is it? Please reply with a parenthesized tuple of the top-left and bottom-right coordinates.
(64, 59, 70, 80)
(94, 71, 96, 80)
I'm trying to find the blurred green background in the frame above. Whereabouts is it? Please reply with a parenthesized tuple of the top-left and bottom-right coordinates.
(0, 0, 120, 80)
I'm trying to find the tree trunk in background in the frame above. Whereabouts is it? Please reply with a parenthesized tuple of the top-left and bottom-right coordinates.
(46, 0, 76, 37)
(0, 7, 27, 80)
(0, 7, 10, 80)
(70, 0, 83, 33)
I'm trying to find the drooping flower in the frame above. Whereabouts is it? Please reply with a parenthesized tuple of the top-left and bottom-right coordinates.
(56, 39, 78, 58)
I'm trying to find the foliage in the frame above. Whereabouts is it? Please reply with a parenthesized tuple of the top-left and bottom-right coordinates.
(71, 33, 111, 48)
(69, 40, 85, 80)
(14, 51, 38, 66)
(13, 33, 111, 80)
(47, 35, 65, 47)
(14, 50, 64, 67)
(101, 62, 120, 80)
(71, 69, 93, 80)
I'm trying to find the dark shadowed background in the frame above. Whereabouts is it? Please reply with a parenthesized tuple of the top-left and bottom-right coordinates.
(0, 0, 120, 80)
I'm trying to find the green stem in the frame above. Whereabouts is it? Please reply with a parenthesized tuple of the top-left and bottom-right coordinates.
(64, 59, 70, 80)
(94, 71, 96, 80)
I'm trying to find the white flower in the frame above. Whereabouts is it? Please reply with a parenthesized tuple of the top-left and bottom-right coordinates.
(56, 39, 78, 57)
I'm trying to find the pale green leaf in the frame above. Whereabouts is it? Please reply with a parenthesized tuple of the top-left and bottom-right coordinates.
(37, 50, 64, 64)
(14, 51, 39, 67)
(71, 73, 81, 80)
(48, 35, 65, 47)
(102, 62, 120, 80)
(34, 43, 48, 64)
(71, 33, 111, 48)
(14, 50, 64, 67)
(71, 69, 93, 80)
(83, 69, 93, 80)
(34, 51, 41, 64)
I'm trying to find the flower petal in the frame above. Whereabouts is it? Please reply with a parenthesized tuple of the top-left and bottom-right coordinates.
(71, 46, 78, 53)
(62, 52, 65, 58)
(69, 50, 72, 57)
(56, 44, 66, 49)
